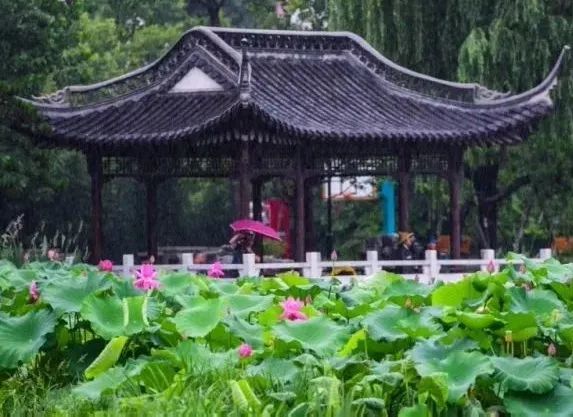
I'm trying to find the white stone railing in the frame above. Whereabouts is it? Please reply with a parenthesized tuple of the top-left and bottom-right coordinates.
(113, 248, 553, 283)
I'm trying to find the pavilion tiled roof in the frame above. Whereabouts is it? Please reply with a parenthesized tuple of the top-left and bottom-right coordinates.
(26, 27, 569, 152)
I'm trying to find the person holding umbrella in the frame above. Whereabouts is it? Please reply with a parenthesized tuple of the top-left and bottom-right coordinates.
(228, 219, 282, 267)
(229, 231, 259, 264)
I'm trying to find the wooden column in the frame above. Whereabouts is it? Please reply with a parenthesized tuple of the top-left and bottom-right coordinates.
(448, 149, 464, 259)
(237, 142, 251, 219)
(145, 179, 158, 259)
(87, 154, 103, 264)
(398, 153, 411, 232)
(252, 177, 263, 256)
(304, 178, 317, 251)
(326, 176, 333, 254)
(294, 149, 306, 262)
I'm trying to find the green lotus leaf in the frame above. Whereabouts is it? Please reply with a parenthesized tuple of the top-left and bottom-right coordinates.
(410, 339, 493, 402)
(362, 306, 441, 342)
(247, 357, 300, 383)
(382, 278, 433, 302)
(398, 404, 429, 417)
(172, 296, 223, 337)
(491, 356, 559, 394)
(0, 265, 38, 291)
(136, 361, 177, 393)
(158, 272, 197, 297)
(0, 310, 57, 368)
(73, 367, 128, 400)
(507, 287, 565, 318)
(209, 279, 240, 295)
(276, 271, 310, 287)
(496, 312, 538, 342)
(42, 271, 110, 313)
(81, 294, 124, 339)
(122, 296, 149, 335)
(339, 287, 376, 307)
(81, 294, 149, 339)
(174, 340, 237, 372)
(85, 336, 128, 379)
(418, 373, 449, 408)
(225, 316, 264, 349)
(504, 385, 573, 417)
(432, 279, 482, 308)
(458, 312, 504, 330)
(222, 294, 275, 318)
(338, 328, 366, 357)
(273, 316, 350, 356)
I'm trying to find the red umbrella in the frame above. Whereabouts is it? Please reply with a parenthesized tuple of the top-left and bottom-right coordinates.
(230, 219, 281, 241)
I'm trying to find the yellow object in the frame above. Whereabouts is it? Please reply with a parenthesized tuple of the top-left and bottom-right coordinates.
(332, 266, 357, 276)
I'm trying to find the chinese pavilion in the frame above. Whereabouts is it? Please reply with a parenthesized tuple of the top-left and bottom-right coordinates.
(26, 27, 568, 262)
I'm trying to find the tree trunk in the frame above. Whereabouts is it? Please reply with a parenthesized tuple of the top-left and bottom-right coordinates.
(472, 164, 499, 250)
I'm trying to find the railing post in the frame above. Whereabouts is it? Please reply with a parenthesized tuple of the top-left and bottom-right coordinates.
(423, 250, 438, 284)
(305, 252, 322, 278)
(182, 253, 194, 272)
(539, 248, 552, 261)
(65, 255, 74, 265)
(242, 253, 258, 277)
(480, 249, 496, 272)
(122, 254, 134, 278)
(365, 250, 379, 276)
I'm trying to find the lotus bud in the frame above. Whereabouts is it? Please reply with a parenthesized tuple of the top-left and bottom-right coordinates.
(305, 295, 312, 305)
(504, 330, 513, 343)
(551, 309, 562, 324)
(476, 305, 486, 314)
(330, 250, 338, 262)
(404, 298, 413, 309)
(519, 264, 527, 274)
(486, 260, 496, 274)
(238, 343, 253, 359)
(548, 342, 557, 357)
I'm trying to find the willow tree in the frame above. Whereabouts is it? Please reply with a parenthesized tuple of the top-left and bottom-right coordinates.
(329, 0, 573, 251)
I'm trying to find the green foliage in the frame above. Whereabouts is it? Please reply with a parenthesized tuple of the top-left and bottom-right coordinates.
(0, 258, 573, 415)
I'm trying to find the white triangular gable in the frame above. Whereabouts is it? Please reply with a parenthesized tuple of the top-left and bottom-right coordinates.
(170, 67, 224, 93)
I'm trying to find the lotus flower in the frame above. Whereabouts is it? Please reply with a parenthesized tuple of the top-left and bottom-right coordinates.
(134, 264, 160, 291)
(208, 261, 224, 278)
(29, 281, 39, 303)
(280, 297, 308, 321)
(98, 259, 113, 272)
(330, 250, 338, 261)
(486, 260, 496, 274)
(548, 342, 557, 357)
(47, 249, 59, 262)
(275, 2, 286, 18)
(238, 343, 253, 358)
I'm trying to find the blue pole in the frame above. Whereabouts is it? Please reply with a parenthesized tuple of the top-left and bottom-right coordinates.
(379, 180, 396, 235)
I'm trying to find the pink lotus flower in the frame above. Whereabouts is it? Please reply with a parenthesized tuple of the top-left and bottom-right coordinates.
(275, 2, 286, 18)
(548, 342, 557, 357)
(280, 297, 308, 321)
(134, 264, 160, 291)
(238, 343, 253, 358)
(486, 260, 496, 274)
(29, 282, 39, 303)
(208, 261, 224, 278)
(98, 259, 113, 272)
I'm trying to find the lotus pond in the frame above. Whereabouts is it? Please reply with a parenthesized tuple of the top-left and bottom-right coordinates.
(1, 257, 573, 416)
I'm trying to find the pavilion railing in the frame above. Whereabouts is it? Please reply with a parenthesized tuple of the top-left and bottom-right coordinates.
(112, 248, 553, 283)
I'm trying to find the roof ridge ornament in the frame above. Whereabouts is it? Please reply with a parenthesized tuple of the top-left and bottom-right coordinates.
(239, 37, 251, 103)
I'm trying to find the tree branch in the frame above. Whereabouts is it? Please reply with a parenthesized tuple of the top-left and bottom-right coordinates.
(484, 175, 530, 205)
